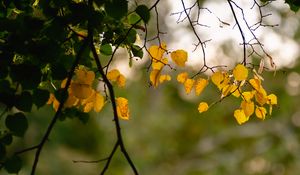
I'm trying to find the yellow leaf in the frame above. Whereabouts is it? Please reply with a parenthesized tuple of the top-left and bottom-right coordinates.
(255, 106, 267, 120)
(117, 74, 126, 88)
(116, 97, 130, 120)
(242, 91, 254, 102)
(249, 78, 261, 91)
(267, 94, 277, 105)
(233, 64, 248, 81)
(159, 74, 171, 83)
(171, 49, 188, 67)
(71, 83, 93, 99)
(152, 57, 168, 70)
(107, 69, 121, 81)
(150, 69, 161, 88)
(198, 102, 209, 113)
(221, 84, 232, 97)
(47, 94, 60, 111)
(75, 68, 95, 85)
(240, 100, 254, 117)
(255, 87, 267, 106)
(177, 72, 189, 84)
(149, 42, 167, 61)
(211, 71, 229, 90)
(234, 109, 249, 125)
(230, 85, 241, 97)
(64, 90, 79, 108)
(83, 102, 94, 113)
(94, 92, 105, 112)
(184, 78, 195, 94)
(195, 78, 208, 96)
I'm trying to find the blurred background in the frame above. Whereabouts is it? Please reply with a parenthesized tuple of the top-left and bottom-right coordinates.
(11, 0, 300, 174)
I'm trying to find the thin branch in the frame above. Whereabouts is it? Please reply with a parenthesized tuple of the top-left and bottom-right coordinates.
(227, 0, 246, 65)
(90, 28, 139, 175)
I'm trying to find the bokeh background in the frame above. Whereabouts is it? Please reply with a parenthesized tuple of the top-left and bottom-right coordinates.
(7, 0, 300, 174)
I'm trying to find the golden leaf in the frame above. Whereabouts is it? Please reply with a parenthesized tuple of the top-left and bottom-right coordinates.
(240, 100, 254, 117)
(71, 83, 93, 99)
(184, 78, 195, 94)
(242, 91, 254, 102)
(75, 68, 95, 85)
(267, 94, 277, 105)
(195, 78, 208, 96)
(233, 64, 248, 81)
(149, 42, 167, 61)
(116, 97, 130, 120)
(234, 109, 249, 125)
(159, 74, 171, 83)
(107, 69, 121, 81)
(150, 69, 161, 88)
(152, 57, 168, 70)
(211, 71, 229, 90)
(255, 106, 267, 120)
(171, 49, 188, 67)
(117, 74, 126, 88)
(255, 87, 267, 106)
(177, 72, 189, 84)
(198, 102, 209, 113)
(230, 85, 241, 97)
(94, 92, 105, 112)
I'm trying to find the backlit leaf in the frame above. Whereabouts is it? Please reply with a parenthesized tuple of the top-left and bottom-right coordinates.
(195, 78, 208, 96)
(241, 100, 254, 117)
(184, 79, 195, 94)
(233, 64, 248, 81)
(267, 94, 277, 105)
(255, 106, 267, 120)
(234, 109, 249, 125)
(177, 72, 189, 84)
(116, 97, 130, 120)
(198, 102, 209, 113)
(171, 49, 188, 67)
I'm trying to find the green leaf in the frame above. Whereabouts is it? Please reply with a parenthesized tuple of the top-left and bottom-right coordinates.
(5, 113, 28, 137)
(51, 63, 68, 80)
(285, 0, 300, 12)
(15, 91, 33, 112)
(128, 13, 141, 25)
(136, 5, 150, 24)
(100, 43, 113, 56)
(33, 89, 50, 108)
(0, 143, 6, 160)
(0, 133, 13, 145)
(131, 45, 143, 58)
(10, 64, 42, 89)
(126, 29, 137, 44)
(105, 0, 128, 20)
(4, 155, 22, 174)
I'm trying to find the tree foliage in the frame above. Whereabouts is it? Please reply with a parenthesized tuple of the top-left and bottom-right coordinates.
(0, 0, 299, 174)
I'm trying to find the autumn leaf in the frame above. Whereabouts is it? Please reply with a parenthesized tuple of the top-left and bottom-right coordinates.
(150, 69, 161, 88)
(184, 78, 195, 94)
(198, 102, 209, 113)
(171, 49, 188, 67)
(116, 97, 130, 120)
(152, 57, 168, 70)
(75, 68, 95, 85)
(230, 84, 241, 97)
(242, 91, 254, 102)
(149, 42, 167, 61)
(267, 94, 277, 105)
(211, 71, 230, 90)
(233, 64, 248, 81)
(107, 69, 126, 88)
(71, 83, 93, 99)
(177, 72, 189, 84)
(234, 109, 249, 125)
(107, 69, 121, 81)
(255, 106, 267, 120)
(240, 100, 254, 117)
(159, 74, 171, 83)
(195, 78, 208, 96)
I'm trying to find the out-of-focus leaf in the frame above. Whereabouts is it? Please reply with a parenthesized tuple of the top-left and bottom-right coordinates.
(4, 155, 22, 174)
(136, 5, 150, 24)
(15, 91, 33, 112)
(100, 43, 112, 55)
(5, 113, 28, 137)
(105, 0, 128, 20)
(33, 89, 50, 108)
